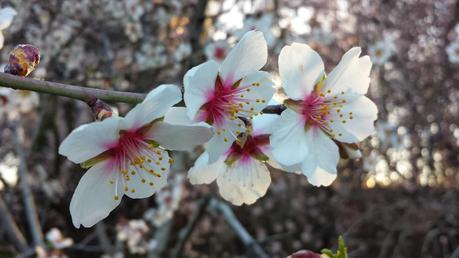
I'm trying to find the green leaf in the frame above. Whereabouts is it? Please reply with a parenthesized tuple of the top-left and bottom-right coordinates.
(338, 236, 348, 258)
(320, 235, 348, 258)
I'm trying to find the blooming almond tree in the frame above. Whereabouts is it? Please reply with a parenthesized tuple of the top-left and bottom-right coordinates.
(59, 85, 213, 228)
(188, 114, 279, 205)
(183, 30, 275, 163)
(270, 44, 378, 186)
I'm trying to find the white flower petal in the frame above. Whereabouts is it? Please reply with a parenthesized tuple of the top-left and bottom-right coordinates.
(216, 158, 271, 205)
(0, 32, 4, 50)
(70, 161, 123, 228)
(143, 107, 212, 150)
(300, 130, 339, 186)
(323, 47, 372, 95)
(59, 116, 121, 164)
(163, 107, 210, 128)
(328, 96, 378, 143)
(188, 152, 222, 184)
(162, 107, 205, 126)
(122, 84, 182, 130)
(270, 109, 308, 166)
(303, 167, 337, 187)
(0, 7, 17, 30)
(236, 71, 275, 116)
(147, 121, 212, 151)
(125, 148, 170, 199)
(220, 30, 267, 83)
(266, 151, 302, 174)
(183, 61, 219, 120)
(206, 118, 246, 163)
(252, 113, 280, 136)
(279, 43, 325, 100)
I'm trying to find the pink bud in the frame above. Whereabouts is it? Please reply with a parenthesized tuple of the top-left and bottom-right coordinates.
(287, 250, 322, 258)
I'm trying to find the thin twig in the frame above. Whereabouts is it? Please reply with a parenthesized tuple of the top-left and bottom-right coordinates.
(171, 195, 211, 258)
(149, 219, 173, 258)
(14, 125, 45, 248)
(0, 196, 29, 252)
(95, 222, 114, 255)
(14, 248, 35, 258)
(209, 198, 269, 258)
(451, 246, 459, 258)
(0, 72, 285, 115)
(0, 72, 145, 104)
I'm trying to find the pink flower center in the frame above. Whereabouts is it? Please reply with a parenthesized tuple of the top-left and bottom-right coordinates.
(199, 75, 262, 126)
(226, 134, 269, 165)
(301, 92, 330, 129)
(108, 130, 147, 160)
(213, 47, 226, 60)
(92, 125, 171, 200)
(285, 86, 353, 139)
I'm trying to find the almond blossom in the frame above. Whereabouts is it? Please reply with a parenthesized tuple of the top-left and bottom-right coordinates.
(368, 38, 396, 65)
(59, 85, 212, 228)
(116, 219, 150, 254)
(188, 114, 279, 205)
(204, 39, 230, 63)
(143, 174, 184, 226)
(183, 30, 275, 163)
(45, 228, 74, 249)
(0, 88, 39, 119)
(236, 13, 278, 47)
(271, 43, 377, 186)
(446, 40, 459, 64)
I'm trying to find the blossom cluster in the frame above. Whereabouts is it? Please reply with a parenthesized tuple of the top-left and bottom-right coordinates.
(58, 30, 378, 228)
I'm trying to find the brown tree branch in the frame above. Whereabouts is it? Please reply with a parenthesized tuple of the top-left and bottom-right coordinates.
(0, 72, 145, 104)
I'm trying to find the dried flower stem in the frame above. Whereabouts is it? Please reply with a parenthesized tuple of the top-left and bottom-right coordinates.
(210, 198, 269, 258)
(0, 197, 28, 252)
(95, 223, 114, 254)
(172, 196, 211, 258)
(14, 124, 45, 248)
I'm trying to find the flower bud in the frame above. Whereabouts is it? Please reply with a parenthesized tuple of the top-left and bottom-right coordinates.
(4, 44, 40, 77)
(86, 97, 116, 121)
(287, 250, 322, 258)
